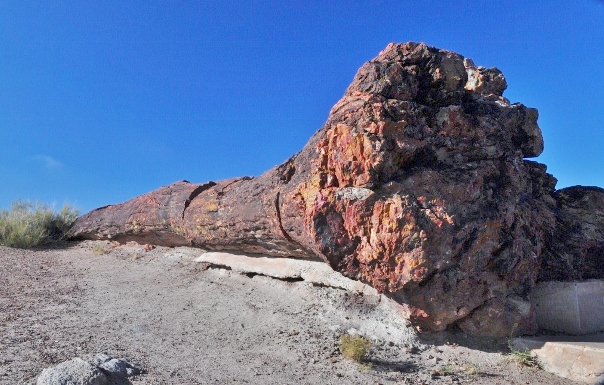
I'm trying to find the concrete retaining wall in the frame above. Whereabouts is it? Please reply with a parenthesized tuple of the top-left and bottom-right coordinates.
(530, 280, 604, 335)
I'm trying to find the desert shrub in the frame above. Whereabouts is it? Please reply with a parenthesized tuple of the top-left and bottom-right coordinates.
(92, 245, 108, 255)
(464, 362, 478, 375)
(0, 200, 79, 248)
(507, 323, 540, 368)
(508, 348, 540, 368)
(440, 362, 455, 376)
(339, 334, 372, 363)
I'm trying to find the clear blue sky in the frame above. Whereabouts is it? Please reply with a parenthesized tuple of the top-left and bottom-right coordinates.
(1, 1, 603, 213)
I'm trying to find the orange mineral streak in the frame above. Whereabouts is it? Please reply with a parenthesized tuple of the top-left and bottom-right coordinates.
(294, 122, 382, 241)
(323, 124, 376, 187)
(416, 196, 455, 228)
(294, 175, 323, 217)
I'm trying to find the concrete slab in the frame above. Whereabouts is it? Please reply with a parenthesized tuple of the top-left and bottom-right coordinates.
(530, 280, 604, 335)
(512, 334, 604, 384)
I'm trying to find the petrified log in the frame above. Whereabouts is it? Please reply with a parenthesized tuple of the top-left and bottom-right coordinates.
(71, 42, 579, 336)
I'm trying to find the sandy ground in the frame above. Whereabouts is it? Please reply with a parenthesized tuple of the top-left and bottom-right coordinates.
(0, 241, 580, 385)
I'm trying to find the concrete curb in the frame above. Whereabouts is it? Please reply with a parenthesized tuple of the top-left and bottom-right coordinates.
(512, 335, 604, 384)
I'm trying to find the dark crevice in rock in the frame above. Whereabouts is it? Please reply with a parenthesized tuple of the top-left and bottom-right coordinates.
(452, 300, 488, 329)
(182, 182, 216, 220)
(207, 264, 232, 271)
(218, 177, 252, 197)
(307, 281, 343, 289)
(275, 192, 293, 242)
(416, 269, 440, 288)
(278, 159, 296, 183)
(208, 264, 305, 283)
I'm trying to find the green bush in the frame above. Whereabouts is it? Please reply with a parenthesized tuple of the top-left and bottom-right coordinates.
(0, 200, 79, 248)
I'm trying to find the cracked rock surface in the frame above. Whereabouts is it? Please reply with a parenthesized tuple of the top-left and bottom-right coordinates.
(68, 42, 604, 337)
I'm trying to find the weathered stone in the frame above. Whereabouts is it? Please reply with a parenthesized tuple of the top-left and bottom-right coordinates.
(69, 42, 580, 336)
(457, 296, 537, 337)
(37, 358, 109, 385)
(37, 355, 140, 385)
(195, 251, 381, 296)
(94, 353, 140, 378)
(541, 186, 604, 281)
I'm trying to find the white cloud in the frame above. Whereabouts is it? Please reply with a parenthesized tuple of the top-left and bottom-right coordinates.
(30, 155, 63, 170)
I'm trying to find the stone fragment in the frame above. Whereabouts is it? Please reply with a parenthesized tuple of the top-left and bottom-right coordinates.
(457, 296, 537, 337)
(37, 355, 140, 385)
(37, 358, 109, 385)
(94, 353, 141, 378)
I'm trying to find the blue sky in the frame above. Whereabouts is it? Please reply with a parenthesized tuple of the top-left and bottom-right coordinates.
(1, 1, 603, 213)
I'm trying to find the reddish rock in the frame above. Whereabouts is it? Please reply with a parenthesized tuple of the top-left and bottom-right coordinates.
(70, 42, 567, 336)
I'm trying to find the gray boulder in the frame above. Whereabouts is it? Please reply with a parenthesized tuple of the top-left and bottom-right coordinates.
(36, 358, 109, 385)
(37, 354, 140, 385)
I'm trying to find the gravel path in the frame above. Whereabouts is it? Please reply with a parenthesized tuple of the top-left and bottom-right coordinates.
(0, 241, 579, 384)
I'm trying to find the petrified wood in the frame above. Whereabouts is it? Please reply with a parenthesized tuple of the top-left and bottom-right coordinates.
(70, 42, 601, 337)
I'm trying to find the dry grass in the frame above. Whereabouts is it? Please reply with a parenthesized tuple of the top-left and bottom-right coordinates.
(507, 323, 540, 368)
(339, 334, 371, 363)
(0, 201, 79, 248)
(508, 349, 540, 368)
(92, 245, 109, 256)
(464, 362, 478, 375)
(440, 362, 455, 376)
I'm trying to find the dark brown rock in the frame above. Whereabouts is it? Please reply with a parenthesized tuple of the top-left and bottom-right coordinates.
(456, 296, 538, 337)
(70, 42, 569, 336)
(541, 186, 604, 281)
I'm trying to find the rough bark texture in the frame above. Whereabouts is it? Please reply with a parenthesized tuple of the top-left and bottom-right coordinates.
(69, 42, 603, 337)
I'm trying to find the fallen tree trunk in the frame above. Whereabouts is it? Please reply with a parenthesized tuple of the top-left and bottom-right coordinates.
(69, 42, 603, 337)
(69, 176, 316, 258)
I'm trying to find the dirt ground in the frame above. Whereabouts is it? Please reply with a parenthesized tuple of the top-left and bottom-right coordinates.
(0, 241, 580, 385)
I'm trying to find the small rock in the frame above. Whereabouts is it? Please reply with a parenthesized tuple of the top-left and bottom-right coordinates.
(37, 358, 109, 385)
(92, 354, 112, 366)
(37, 355, 141, 385)
(99, 358, 140, 377)
(406, 346, 420, 354)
